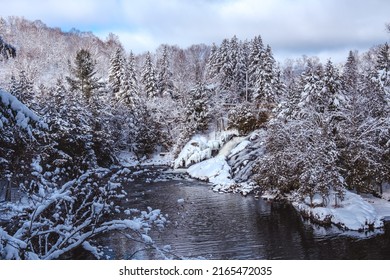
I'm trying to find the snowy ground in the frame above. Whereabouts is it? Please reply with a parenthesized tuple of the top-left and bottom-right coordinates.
(291, 191, 390, 231)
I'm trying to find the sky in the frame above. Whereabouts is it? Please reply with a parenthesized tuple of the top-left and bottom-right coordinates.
(0, 0, 389, 62)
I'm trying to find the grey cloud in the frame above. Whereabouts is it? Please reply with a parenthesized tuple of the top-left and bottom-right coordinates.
(0, 0, 389, 62)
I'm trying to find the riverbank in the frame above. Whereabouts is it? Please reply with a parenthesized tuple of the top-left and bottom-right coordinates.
(177, 132, 390, 233)
(114, 129, 390, 233)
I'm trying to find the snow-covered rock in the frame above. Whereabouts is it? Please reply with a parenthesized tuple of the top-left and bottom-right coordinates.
(187, 156, 234, 186)
(174, 134, 223, 169)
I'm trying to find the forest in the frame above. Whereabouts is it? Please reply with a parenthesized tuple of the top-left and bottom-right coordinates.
(0, 17, 389, 259)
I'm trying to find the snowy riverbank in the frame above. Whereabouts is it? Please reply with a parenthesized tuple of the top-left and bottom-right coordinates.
(179, 131, 390, 232)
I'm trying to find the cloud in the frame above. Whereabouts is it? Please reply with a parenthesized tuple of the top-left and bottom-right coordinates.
(1, 0, 389, 62)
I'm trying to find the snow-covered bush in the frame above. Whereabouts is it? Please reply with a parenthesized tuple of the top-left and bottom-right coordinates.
(227, 103, 269, 135)
(0, 170, 166, 260)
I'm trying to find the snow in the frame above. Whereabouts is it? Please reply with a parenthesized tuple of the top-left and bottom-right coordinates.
(179, 130, 390, 232)
(173, 130, 239, 169)
(217, 136, 245, 157)
(187, 156, 234, 186)
(174, 135, 214, 168)
(228, 140, 251, 158)
(31, 156, 43, 173)
(0, 90, 48, 135)
(293, 190, 388, 231)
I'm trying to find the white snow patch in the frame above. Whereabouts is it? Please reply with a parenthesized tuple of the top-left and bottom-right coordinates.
(117, 151, 139, 167)
(187, 156, 234, 186)
(174, 130, 239, 169)
(0, 90, 47, 133)
(228, 140, 251, 158)
(294, 190, 387, 231)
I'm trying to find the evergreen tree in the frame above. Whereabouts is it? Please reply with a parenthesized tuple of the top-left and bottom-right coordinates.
(322, 59, 346, 114)
(141, 52, 158, 98)
(118, 51, 139, 107)
(205, 43, 219, 82)
(108, 47, 125, 94)
(343, 50, 359, 93)
(217, 38, 232, 91)
(253, 45, 282, 106)
(375, 43, 390, 105)
(66, 49, 101, 101)
(0, 36, 16, 60)
(133, 102, 161, 157)
(157, 46, 174, 97)
(248, 35, 265, 100)
(9, 70, 35, 107)
(184, 83, 211, 133)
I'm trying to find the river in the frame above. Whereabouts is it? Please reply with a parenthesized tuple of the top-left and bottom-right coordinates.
(99, 170, 390, 260)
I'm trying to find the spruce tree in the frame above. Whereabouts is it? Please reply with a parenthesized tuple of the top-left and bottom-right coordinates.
(157, 46, 174, 97)
(108, 47, 124, 94)
(184, 83, 210, 133)
(118, 51, 139, 107)
(141, 52, 158, 99)
(9, 70, 35, 107)
(66, 49, 101, 101)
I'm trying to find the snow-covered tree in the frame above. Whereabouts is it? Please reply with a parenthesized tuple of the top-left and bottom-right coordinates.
(141, 52, 158, 99)
(157, 45, 174, 97)
(0, 169, 166, 259)
(342, 50, 359, 93)
(67, 49, 101, 101)
(0, 36, 16, 60)
(108, 47, 125, 94)
(252, 45, 283, 106)
(9, 70, 35, 107)
(254, 115, 345, 203)
(184, 83, 211, 134)
(227, 102, 268, 135)
(133, 102, 161, 157)
(118, 51, 139, 107)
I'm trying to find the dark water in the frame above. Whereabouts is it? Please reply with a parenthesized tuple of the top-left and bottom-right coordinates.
(101, 174, 390, 260)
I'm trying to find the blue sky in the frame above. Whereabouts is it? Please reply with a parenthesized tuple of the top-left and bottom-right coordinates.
(1, 0, 389, 62)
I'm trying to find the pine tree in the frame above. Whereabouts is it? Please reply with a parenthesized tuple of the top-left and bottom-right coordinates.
(184, 83, 211, 133)
(141, 52, 158, 99)
(133, 103, 161, 157)
(205, 43, 219, 82)
(66, 49, 101, 101)
(0, 35, 16, 60)
(375, 43, 390, 104)
(9, 70, 35, 107)
(343, 50, 359, 93)
(231, 37, 247, 99)
(253, 45, 281, 106)
(218, 38, 232, 91)
(108, 47, 124, 94)
(322, 59, 346, 114)
(118, 51, 139, 107)
(248, 35, 265, 100)
(157, 46, 174, 97)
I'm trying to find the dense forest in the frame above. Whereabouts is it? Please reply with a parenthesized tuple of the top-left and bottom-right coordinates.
(0, 17, 389, 259)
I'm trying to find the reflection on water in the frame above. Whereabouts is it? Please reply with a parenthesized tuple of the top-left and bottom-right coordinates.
(100, 176, 390, 260)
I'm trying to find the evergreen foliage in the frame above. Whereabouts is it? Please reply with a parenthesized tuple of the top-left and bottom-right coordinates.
(66, 49, 101, 101)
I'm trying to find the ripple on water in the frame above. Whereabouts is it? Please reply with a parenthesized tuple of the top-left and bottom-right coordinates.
(99, 178, 390, 260)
